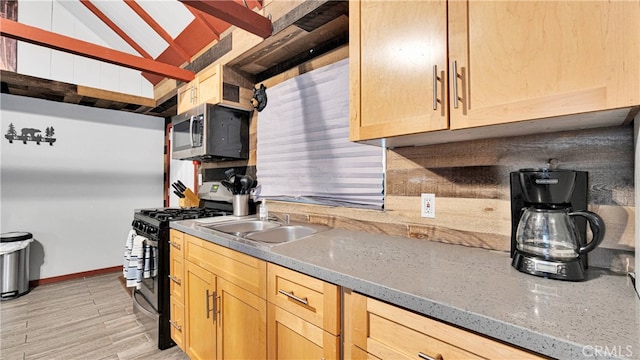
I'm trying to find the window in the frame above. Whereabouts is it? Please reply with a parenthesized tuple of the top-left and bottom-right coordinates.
(256, 59, 384, 209)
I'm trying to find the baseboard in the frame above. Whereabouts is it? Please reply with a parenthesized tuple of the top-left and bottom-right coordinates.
(29, 265, 121, 287)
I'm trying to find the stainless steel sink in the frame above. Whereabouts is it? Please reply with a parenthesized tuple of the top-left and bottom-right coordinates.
(206, 220, 280, 235)
(199, 216, 331, 245)
(245, 225, 321, 243)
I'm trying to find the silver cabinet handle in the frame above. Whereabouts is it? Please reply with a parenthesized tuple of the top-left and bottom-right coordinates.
(205, 289, 216, 320)
(433, 65, 438, 110)
(418, 352, 443, 360)
(452, 60, 459, 109)
(168, 275, 181, 285)
(169, 241, 181, 250)
(278, 289, 308, 305)
(190, 85, 196, 104)
(169, 320, 182, 331)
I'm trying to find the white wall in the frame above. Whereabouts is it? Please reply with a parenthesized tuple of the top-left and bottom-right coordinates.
(1, 94, 164, 280)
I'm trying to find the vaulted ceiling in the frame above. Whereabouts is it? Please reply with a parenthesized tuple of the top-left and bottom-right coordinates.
(0, 0, 350, 117)
(0, 0, 271, 84)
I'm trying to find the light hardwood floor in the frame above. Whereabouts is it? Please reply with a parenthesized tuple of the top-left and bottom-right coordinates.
(0, 272, 189, 360)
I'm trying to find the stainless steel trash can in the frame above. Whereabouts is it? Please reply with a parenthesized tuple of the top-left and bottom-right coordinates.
(1, 232, 33, 300)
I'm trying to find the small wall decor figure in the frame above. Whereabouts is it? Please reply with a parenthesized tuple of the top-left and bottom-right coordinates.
(5, 123, 57, 145)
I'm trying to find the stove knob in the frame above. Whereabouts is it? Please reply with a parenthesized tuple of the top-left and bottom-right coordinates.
(149, 227, 157, 235)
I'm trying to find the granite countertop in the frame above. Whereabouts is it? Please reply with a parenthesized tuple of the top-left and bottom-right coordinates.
(171, 217, 640, 360)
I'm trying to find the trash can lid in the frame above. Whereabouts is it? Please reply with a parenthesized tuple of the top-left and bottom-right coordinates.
(1, 232, 33, 242)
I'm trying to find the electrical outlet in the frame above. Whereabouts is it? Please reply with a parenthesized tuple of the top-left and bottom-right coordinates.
(421, 193, 436, 218)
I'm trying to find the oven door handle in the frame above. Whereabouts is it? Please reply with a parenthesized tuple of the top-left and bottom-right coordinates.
(144, 238, 159, 248)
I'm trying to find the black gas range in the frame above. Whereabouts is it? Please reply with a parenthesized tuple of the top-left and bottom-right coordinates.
(131, 205, 230, 350)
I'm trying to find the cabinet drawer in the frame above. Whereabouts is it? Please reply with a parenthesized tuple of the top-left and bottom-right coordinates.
(347, 291, 543, 360)
(169, 253, 183, 304)
(170, 299, 185, 351)
(185, 234, 266, 298)
(169, 230, 184, 257)
(267, 302, 339, 360)
(267, 264, 340, 335)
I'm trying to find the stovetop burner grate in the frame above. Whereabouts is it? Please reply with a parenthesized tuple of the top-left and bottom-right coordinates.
(138, 207, 229, 222)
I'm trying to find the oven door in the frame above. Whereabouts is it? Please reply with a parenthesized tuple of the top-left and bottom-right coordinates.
(137, 237, 159, 311)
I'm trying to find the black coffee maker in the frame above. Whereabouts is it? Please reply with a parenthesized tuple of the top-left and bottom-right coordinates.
(510, 169, 605, 281)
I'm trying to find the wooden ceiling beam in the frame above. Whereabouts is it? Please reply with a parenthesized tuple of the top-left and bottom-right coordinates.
(179, 0, 271, 39)
(0, 18, 194, 82)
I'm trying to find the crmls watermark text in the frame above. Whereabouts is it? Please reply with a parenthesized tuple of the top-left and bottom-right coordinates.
(582, 345, 634, 358)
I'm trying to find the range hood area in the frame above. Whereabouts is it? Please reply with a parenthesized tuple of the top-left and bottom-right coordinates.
(0, 1, 349, 119)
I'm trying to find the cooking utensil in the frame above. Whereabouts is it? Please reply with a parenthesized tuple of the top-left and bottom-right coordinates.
(171, 183, 182, 193)
(240, 175, 254, 194)
(234, 176, 242, 195)
(221, 180, 236, 194)
(224, 168, 236, 181)
(173, 190, 185, 198)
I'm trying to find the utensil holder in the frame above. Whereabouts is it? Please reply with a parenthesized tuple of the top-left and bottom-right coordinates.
(232, 194, 249, 216)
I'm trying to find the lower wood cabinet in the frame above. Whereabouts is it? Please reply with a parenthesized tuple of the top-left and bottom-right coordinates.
(184, 261, 216, 360)
(344, 289, 543, 360)
(180, 232, 267, 360)
(217, 277, 267, 359)
(267, 263, 340, 360)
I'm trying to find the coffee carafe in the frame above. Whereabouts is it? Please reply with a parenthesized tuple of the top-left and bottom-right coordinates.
(510, 169, 605, 281)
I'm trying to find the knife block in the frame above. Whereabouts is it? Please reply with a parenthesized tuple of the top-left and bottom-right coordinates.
(179, 195, 200, 208)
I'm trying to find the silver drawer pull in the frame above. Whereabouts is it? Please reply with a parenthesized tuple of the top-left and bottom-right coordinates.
(418, 352, 443, 360)
(168, 275, 181, 285)
(169, 320, 182, 331)
(169, 241, 181, 250)
(278, 289, 308, 305)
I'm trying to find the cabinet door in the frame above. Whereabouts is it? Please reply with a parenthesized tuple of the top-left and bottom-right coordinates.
(198, 64, 222, 106)
(267, 303, 339, 360)
(177, 81, 197, 114)
(350, 0, 448, 141)
(217, 278, 267, 360)
(184, 261, 216, 360)
(449, 1, 640, 129)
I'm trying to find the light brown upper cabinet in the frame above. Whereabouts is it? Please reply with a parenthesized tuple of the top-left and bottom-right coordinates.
(349, 0, 640, 142)
(177, 63, 255, 114)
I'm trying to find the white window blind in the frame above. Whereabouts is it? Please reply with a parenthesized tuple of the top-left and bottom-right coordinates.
(256, 58, 384, 209)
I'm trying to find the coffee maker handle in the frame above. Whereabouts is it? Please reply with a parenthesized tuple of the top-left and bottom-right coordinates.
(569, 211, 606, 254)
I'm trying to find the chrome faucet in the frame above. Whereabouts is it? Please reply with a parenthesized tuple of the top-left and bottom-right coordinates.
(270, 213, 290, 225)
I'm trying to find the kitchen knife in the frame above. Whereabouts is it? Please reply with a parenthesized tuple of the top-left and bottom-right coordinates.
(171, 183, 182, 193)
(173, 190, 185, 198)
(175, 181, 187, 192)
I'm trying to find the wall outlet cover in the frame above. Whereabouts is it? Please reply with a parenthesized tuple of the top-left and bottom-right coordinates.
(421, 193, 435, 218)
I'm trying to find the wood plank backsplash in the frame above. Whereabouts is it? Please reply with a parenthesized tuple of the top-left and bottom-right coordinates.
(267, 124, 634, 273)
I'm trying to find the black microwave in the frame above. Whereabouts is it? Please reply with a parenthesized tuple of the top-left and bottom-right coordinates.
(171, 103, 250, 161)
